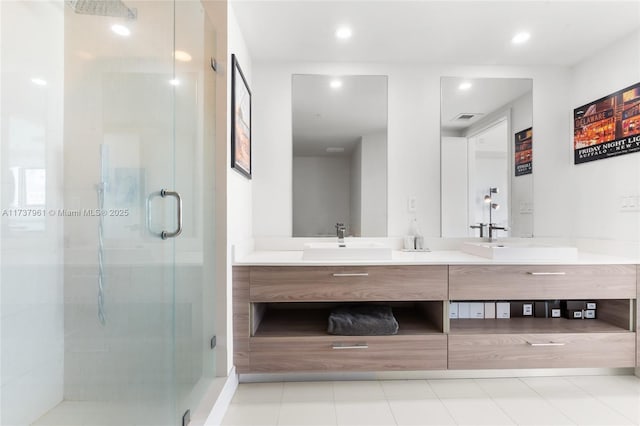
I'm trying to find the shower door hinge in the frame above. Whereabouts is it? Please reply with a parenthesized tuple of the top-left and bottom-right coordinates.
(210, 335, 217, 349)
(182, 409, 191, 426)
(210, 57, 218, 72)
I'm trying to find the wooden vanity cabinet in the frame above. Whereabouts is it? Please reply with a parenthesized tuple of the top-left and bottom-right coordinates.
(448, 264, 637, 370)
(250, 265, 447, 302)
(234, 263, 638, 374)
(234, 265, 448, 373)
(449, 264, 636, 300)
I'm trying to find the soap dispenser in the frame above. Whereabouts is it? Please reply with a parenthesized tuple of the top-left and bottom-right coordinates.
(409, 218, 424, 250)
(413, 220, 424, 250)
(404, 218, 418, 250)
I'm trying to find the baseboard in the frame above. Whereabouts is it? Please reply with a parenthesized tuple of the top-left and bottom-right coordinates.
(202, 367, 239, 426)
(240, 367, 635, 383)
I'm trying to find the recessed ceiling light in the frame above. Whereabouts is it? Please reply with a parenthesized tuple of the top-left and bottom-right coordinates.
(174, 50, 192, 62)
(326, 147, 345, 153)
(31, 78, 47, 86)
(458, 81, 472, 91)
(330, 79, 342, 89)
(335, 26, 352, 40)
(111, 24, 131, 37)
(169, 78, 180, 86)
(512, 31, 531, 44)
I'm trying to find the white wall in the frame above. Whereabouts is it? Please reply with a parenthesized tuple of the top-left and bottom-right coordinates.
(568, 29, 640, 246)
(510, 92, 534, 237)
(227, 5, 253, 248)
(252, 62, 571, 238)
(292, 156, 351, 236)
(225, 3, 252, 374)
(1, 2, 64, 424)
(360, 131, 387, 236)
(441, 137, 469, 237)
(350, 140, 362, 236)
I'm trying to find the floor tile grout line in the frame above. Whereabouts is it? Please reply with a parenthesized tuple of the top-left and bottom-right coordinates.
(562, 376, 640, 425)
(472, 378, 519, 425)
(425, 378, 461, 425)
(274, 381, 284, 426)
(516, 376, 578, 425)
(474, 377, 532, 425)
(384, 396, 400, 426)
(331, 381, 338, 426)
(380, 379, 402, 426)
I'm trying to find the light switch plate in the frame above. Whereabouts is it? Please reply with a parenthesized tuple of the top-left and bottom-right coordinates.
(408, 197, 416, 212)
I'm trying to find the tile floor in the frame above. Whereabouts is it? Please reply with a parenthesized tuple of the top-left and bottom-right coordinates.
(221, 375, 640, 426)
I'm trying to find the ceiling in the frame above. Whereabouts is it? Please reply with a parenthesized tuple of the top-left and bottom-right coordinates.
(64, 0, 205, 65)
(441, 77, 532, 131)
(292, 74, 387, 156)
(232, 0, 640, 66)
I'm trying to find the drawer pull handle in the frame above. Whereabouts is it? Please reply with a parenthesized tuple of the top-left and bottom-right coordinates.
(332, 273, 369, 277)
(332, 343, 369, 350)
(527, 341, 566, 347)
(527, 272, 566, 276)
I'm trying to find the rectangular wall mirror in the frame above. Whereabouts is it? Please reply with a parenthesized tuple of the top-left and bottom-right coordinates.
(440, 77, 533, 238)
(292, 74, 388, 237)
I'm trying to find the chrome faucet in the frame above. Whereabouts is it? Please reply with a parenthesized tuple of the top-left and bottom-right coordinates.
(335, 222, 346, 245)
(470, 223, 487, 238)
(483, 187, 506, 241)
(488, 224, 507, 241)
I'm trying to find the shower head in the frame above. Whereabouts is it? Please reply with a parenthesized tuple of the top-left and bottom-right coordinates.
(66, 0, 137, 20)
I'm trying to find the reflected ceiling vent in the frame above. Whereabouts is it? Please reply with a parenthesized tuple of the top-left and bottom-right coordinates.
(326, 147, 345, 153)
(66, 0, 137, 20)
(452, 113, 482, 121)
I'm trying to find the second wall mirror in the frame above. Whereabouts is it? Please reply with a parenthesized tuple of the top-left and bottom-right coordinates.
(440, 77, 533, 238)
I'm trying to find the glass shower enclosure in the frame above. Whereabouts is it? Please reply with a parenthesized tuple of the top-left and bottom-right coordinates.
(1, 1, 217, 424)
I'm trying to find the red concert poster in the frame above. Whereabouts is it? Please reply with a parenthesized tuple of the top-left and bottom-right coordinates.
(574, 82, 640, 164)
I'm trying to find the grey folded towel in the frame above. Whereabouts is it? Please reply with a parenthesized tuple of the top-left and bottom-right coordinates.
(327, 304, 399, 336)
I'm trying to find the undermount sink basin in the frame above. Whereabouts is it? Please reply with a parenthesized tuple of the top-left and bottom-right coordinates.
(302, 241, 392, 260)
(461, 241, 578, 261)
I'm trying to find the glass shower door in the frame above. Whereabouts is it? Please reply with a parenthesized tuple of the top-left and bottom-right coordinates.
(62, 0, 180, 424)
(1, 1, 216, 425)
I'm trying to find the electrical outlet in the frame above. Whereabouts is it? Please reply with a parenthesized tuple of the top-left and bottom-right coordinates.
(620, 194, 640, 212)
(519, 202, 533, 214)
(620, 196, 628, 209)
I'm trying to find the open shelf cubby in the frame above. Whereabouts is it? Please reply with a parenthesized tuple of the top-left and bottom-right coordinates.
(252, 301, 444, 338)
(449, 299, 635, 334)
(450, 317, 632, 334)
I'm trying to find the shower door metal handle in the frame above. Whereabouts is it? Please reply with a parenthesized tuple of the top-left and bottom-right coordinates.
(160, 189, 182, 239)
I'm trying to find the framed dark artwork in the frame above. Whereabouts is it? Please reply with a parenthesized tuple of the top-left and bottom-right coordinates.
(514, 127, 532, 176)
(574, 81, 640, 164)
(231, 54, 252, 178)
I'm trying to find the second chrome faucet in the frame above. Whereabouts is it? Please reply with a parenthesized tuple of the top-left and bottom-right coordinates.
(336, 222, 346, 245)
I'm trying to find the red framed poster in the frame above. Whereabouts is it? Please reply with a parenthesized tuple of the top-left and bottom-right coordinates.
(515, 127, 532, 176)
(574, 82, 640, 164)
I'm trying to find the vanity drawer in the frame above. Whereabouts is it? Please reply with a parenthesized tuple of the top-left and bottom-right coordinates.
(250, 265, 447, 302)
(249, 334, 447, 372)
(448, 333, 636, 369)
(449, 264, 636, 300)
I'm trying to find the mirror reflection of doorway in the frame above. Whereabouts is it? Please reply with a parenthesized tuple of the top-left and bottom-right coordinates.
(441, 118, 509, 238)
(467, 119, 510, 235)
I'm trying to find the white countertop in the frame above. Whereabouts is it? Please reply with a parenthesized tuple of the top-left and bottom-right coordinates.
(234, 249, 638, 266)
